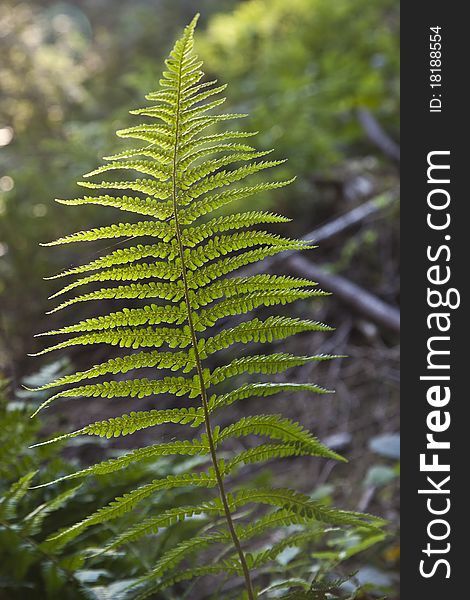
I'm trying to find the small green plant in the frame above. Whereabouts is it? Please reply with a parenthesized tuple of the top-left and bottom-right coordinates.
(0, 379, 213, 599)
(30, 15, 382, 599)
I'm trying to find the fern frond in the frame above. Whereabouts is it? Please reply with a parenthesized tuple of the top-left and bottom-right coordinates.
(191, 275, 323, 309)
(77, 177, 172, 199)
(180, 160, 285, 203)
(209, 382, 333, 413)
(203, 316, 333, 356)
(178, 130, 258, 157)
(133, 497, 378, 595)
(31, 407, 205, 447)
(184, 231, 309, 270)
(181, 150, 273, 189)
(103, 501, 226, 553)
(46, 241, 179, 279)
(31, 349, 196, 391)
(102, 145, 171, 163)
(82, 160, 170, 181)
(34, 374, 201, 415)
(39, 303, 188, 336)
(48, 280, 185, 313)
(48, 261, 182, 299)
(184, 245, 302, 290)
(235, 508, 328, 543)
(23, 485, 82, 535)
(30, 326, 193, 357)
(115, 123, 173, 147)
(226, 443, 331, 473)
(132, 531, 229, 597)
(179, 82, 227, 110)
(0, 471, 37, 519)
(55, 194, 174, 219)
(180, 97, 227, 122)
(47, 469, 219, 547)
(179, 113, 249, 142)
(232, 488, 382, 531)
(133, 564, 232, 599)
(250, 530, 326, 570)
(194, 289, 323, 330)
(32, 13, 383, 597)
(42, 220, 174, 246)
(179, 141, 256, 169)
(210, 353, 337, 386)
(181, 211, 292, 246)
(35, 437, 210, 488)
(218, 415, 343, 462)
(179, 179, 295, 224)
(106, 486, 379, 557)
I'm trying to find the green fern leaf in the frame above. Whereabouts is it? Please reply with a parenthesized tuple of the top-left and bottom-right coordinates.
(47, 469, 219, 547)
(30, 326, 194, 357)
(48, 261, 182, 299)
(33, 374, 201, 415)
(208, 382, 333, 413)
(179, 179, 295, 224)
(42, 220, 174, 246)
(56, 194, 174, 219)
(34, 438, 210, 488)
(30, 348, 195, 391)
(31, 13, 383, 598)
(203, 316, 333, 356)
(46, 241, 179, 279)
(31, 407, 205, 448)
(48, 280, 185, 313)
(218, 415, 344, 462)
(209, 353, 338, 385)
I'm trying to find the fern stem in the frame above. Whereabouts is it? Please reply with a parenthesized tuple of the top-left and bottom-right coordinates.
(169, 31, 256, 600)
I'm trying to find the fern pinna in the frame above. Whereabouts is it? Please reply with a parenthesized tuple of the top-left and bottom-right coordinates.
(31, 15, 382, 599)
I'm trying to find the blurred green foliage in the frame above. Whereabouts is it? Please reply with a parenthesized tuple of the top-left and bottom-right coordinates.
(0, 377, 214, 599)
(197, 0, 398, 171)
(0, 378, 392, 599)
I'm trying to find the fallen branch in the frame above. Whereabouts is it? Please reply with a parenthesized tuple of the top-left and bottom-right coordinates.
(357, 108, 400, 164)
(241, 192, 400, 333)
(287, 254, 400, 334)
(303, 190, 397, 245)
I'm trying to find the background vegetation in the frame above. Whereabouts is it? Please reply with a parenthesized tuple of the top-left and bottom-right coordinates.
(0, 1, 399, 598)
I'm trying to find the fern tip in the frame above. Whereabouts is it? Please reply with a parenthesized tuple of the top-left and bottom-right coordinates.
(29, 481, 52, 490)
(190, 13, 201, 28)
(30, 407, 42, 419)
(22, 385, 36, 392)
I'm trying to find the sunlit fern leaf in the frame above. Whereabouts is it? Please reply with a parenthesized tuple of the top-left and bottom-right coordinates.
(32, 14, 383, 598)
(103, 486, 381, 555)
(46, 241, 180, 279)
(45, 469, 220, 548)
(31, 407, 206, 448)
(208, 382, 333, 413)
(55, 194, 174, 219)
